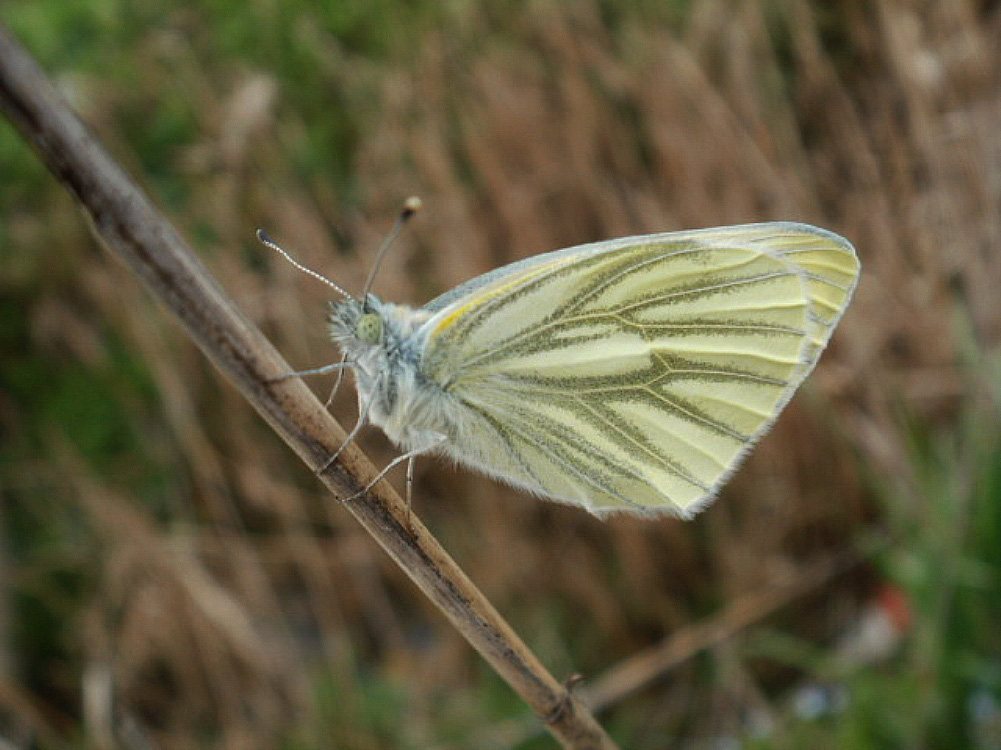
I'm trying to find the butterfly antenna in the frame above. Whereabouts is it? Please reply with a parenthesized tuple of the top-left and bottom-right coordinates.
(360, 196, 422, 300)
(257, 230, 353, 300)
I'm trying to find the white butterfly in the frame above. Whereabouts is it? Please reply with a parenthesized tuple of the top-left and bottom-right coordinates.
(264, 213, 858, 518)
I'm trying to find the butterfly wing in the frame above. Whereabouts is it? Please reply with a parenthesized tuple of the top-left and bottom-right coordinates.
(421, 223, 858, 516)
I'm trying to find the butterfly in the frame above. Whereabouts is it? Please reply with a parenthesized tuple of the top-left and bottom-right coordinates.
(262, 210, 858, 518)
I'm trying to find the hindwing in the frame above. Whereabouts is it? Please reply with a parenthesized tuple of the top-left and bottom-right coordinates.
(421, 223, 858, 515)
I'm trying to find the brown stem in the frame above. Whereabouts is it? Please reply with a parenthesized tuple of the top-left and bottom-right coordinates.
(0, 25, 618, 750)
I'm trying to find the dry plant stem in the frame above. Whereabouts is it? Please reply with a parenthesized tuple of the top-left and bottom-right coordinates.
(0, 26, 617, 750)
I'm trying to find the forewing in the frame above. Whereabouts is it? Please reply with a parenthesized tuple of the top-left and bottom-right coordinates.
(422, 223, 858, 516)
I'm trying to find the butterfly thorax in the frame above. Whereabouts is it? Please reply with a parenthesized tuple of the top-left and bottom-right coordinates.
(328, 295, 453, 453)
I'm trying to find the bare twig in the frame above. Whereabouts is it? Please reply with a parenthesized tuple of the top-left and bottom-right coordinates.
(0, 26, 617, 750)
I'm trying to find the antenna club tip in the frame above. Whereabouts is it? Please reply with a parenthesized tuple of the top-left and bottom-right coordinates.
(256, 228, 269, 243)
(401, 196, 422, 219)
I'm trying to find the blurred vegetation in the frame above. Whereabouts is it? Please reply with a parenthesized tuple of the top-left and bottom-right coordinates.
(1, 0, 1000, 748)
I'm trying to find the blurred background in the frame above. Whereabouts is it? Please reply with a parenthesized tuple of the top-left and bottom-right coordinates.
(1, 1, 1000, 748)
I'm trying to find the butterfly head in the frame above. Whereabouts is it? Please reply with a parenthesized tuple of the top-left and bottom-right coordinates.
(329, 295, 382, 355)
(329, 294, 431, 371)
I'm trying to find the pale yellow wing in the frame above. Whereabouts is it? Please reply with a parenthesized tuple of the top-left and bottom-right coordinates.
(421, 223, 858, 516)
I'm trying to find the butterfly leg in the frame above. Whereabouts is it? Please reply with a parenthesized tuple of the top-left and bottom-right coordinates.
(345, 436, 446, 526)
(346, 448, 422, 502)
(405, 455, 417, 531)
(316, 416, 365, 476)
(316, 378, 380, 476)
(323, 353, 350, 408)
(267, 361, 351, 384)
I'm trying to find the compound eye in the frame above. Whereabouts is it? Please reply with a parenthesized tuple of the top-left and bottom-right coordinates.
(357, 313, 383, 345)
